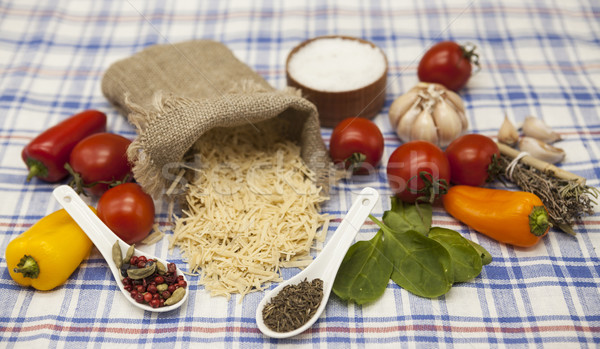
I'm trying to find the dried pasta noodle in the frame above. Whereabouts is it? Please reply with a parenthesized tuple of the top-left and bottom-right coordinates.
(170, 121, 329, 299)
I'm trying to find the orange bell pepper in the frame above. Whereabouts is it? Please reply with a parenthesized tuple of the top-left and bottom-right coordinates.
(443, 185, 550, 247)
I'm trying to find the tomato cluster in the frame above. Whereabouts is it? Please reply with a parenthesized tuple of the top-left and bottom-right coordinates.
(386, 135, 499, 203)
(68, 132, 156, 244)
(67, 131, 155, 244)
(329, 117, 499, 204)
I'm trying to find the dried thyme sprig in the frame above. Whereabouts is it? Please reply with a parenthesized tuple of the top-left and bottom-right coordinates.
(496, 152, 599, 236)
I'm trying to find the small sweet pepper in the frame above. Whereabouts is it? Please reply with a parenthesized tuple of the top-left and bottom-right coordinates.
(5, 208, 94, 291)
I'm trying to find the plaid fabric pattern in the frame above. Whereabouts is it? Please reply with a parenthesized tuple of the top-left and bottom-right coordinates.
(1, 0, 599, 347)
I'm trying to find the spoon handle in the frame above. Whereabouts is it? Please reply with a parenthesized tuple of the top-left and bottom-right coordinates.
(320, 187, 379, 276)
(52, 185, 122, 267)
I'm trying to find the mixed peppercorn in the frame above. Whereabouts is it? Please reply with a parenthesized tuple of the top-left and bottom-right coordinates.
(119, 255, 187, 308)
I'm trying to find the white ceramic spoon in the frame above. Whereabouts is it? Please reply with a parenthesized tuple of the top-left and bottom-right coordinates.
(52, 185, 188, 313)
(256, 187, 379, 338)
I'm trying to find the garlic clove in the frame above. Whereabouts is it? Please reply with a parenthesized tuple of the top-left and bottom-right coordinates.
(444, 88, 466, 113)
(389, 90, 420, 129)
(498, 115, 519, 146)
(410, 109, 438, 145)
(432, 97, 464, 147)
(395, 101, 422, 143)
(455, 108, 469, 131)
(441, 88, 468, 131)
(518, 136, 565, 164)
(415, 81, 433, 91)
(522, 116, 562, 143)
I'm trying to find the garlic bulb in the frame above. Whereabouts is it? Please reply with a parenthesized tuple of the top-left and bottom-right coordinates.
(519, 136, 565, 164)
(498, 115, 519, 146)
(389, 82, 467, 147)
(522, 116, 562, 143)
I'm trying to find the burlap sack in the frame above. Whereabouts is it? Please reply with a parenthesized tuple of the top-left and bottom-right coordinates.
(101, 40, 331, 198)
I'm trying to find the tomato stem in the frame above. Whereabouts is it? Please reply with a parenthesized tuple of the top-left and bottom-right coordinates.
(65, 163, 129, 195)
(407, 171, 449, 204)
(345, 152, 367, 173)
(64, 162, 87, 195)
(461, 43, 480, 74)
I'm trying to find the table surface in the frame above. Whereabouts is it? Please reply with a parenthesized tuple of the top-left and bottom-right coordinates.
(1, 0, 599, 347)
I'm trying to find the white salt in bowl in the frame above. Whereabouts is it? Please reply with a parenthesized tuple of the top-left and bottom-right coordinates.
(286, 35, 388, 127)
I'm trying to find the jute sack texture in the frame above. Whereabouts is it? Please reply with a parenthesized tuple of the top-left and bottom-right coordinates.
(101, 40, 331, 197)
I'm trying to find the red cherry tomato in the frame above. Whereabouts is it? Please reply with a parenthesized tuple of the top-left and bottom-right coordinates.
(68, 133, 132, 196)
(329, 117, 384, 175)
(386, 140, 451, 203)
(96, 183, 155, 244)
(417, 41, 479, 91)
(445, 134, 500, 186)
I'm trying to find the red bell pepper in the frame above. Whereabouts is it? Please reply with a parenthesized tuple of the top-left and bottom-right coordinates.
(22, 110, 107, 182)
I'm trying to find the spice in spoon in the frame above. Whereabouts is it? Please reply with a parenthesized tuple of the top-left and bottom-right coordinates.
(112, 241, 187, 308)
(262, 278, 324, 332)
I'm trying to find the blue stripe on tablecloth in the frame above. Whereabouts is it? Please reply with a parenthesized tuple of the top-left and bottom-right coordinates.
(3, 311, 600, 327)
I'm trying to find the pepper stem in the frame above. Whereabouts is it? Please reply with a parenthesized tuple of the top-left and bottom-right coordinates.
(26, 159, 48, 181)
(14, 255, 40, 278)
(529, 206, 550, 237)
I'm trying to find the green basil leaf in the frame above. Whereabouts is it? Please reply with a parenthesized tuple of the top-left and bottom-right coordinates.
(466, 239, 493, 265)
(333, 230, 393, 305)
(382, 197, 432, 236)
(372, 215, 453, 298)
(428, 227, 483, 283)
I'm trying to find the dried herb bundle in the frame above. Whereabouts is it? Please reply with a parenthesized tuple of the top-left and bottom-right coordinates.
(262, 278, 324, 333)
(496, 144, 599, 236)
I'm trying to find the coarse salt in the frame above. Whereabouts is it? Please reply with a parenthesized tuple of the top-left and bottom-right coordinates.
(288, 37, 386, 92)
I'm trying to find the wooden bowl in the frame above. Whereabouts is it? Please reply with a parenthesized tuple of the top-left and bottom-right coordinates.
(286, 35, 388, 128)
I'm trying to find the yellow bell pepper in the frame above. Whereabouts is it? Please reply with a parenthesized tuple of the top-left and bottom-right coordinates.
(5, 207, 94, 291)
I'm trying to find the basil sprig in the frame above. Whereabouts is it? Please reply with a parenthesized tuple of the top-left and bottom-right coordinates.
(333, 197, 491, 303)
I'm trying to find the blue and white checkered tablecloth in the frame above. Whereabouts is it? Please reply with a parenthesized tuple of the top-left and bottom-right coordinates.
(1, 0, 599, 347)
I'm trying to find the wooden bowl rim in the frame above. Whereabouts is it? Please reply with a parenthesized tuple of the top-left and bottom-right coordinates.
(285, 35, 388, 96)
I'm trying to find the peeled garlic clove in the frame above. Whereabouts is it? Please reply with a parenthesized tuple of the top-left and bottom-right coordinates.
(389, 90, 420, 129)
(522, 116, 562, 143)
(518, 136, 565, 164)
(410, 109, 438, 145)
(432, 98, 463, 147)
(395, 101, 422, 143)
(498, 115, 519, 146)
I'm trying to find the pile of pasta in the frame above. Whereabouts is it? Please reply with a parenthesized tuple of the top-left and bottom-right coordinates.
(171, 121, 329, 299)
